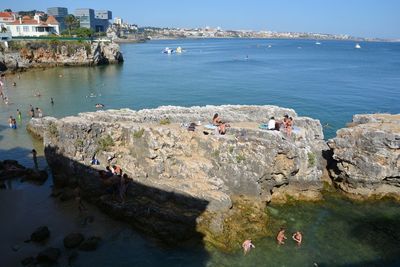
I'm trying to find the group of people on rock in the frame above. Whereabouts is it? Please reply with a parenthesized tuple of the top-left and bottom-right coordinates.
(98, 163, 131, 203)
(212, 113, 230, 135)
(242, 228, 302, 255)
(29, 105, 44, 118)
(267, 114, 294, 137)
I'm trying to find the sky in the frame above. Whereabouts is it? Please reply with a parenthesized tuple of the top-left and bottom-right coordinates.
(1, 0, 399, 39)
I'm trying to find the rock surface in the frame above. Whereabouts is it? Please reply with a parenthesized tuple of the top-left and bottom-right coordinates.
(328, 114, 400, 199)
(36, 247, 61, 263)
(0, 40, 123, 73)
(30, 226, 50, 242)
(64, 233, 85, 249)
(28, 105, 327, 250)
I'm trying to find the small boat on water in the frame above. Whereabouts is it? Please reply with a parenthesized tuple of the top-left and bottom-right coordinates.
(355, 43, 361, 49)
(163, 47, 174, 54)
(176, 46, 182, 53)
(315, 41, 321, 45)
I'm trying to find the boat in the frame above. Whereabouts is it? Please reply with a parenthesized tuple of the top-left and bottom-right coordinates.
(315, 41, 321, 45)
(162, 47, 174, 54)
(176, 46, 182, 53)
(355, 43, 361, 49)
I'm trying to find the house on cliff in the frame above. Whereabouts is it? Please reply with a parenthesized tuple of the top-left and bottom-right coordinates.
(5, 14, 60, 37)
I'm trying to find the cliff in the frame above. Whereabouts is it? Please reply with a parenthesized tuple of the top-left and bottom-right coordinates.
(0, 40, 123, 73)
(328, 114, 400, 199)
(28, 105, 327, 250)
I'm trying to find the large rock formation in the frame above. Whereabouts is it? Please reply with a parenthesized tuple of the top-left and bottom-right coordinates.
(0, 40, 123, 73)
(28, 105, 327, 250)
(328, 114, 400, 199)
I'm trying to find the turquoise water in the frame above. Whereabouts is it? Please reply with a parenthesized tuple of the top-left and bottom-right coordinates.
(1, 39, 400, 266)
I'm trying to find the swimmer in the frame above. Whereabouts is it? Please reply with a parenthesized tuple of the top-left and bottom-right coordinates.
(276, 228, 287, 245)
(242, 239, 255, 255)
(34, 92, 41, 97)
(12, 82, 16, 86)
(50, 97, 54, 105)
(17, 109, 22, 120)
(292, 231, 302, 246)
(95, 103, 104, 108)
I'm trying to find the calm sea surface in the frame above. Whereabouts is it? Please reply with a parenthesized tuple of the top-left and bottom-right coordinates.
(1, 39, 400, 266)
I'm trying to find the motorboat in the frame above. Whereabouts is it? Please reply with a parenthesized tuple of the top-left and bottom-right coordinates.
(163, 47, 174, 54)
(176, 46, 182, 53)
(315, 41, 321, 45)
(355, 43, 361, 49)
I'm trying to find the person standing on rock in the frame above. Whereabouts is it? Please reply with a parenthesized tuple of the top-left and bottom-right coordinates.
(276, 228, 287, 245)
(242, 239, 255, 255)
(32, 149, 38, 169)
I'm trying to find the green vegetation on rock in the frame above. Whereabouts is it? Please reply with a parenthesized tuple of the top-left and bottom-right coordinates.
(308, 152, 316, 167)
(133, 128, 145, 138)
(159, 118, 171, 125)
(97, 135, 114, 152)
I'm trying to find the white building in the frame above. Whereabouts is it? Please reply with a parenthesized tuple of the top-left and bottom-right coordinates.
(114, 17, 123, 26)
(6, 15, 60, 37)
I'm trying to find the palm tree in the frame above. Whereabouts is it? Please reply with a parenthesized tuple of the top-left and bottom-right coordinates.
(64, 14, 79, 36)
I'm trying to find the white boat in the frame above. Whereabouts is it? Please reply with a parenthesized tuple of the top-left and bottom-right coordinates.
(315, 41, 321, 45)
(355, 43, 361, 49)
(176, 46, 182, 53)
(163, 47, 174, 54)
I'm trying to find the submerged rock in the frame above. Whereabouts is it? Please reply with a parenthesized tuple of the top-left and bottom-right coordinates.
(36, 247, 60, 263)
(79, 236, 101, 251)
(30, 226, 50, 242)
(328, 114, 400, 199)
(64, 233, 84, 248)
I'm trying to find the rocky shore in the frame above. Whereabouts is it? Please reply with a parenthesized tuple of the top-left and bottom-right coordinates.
(26, 105, 400, 251)
(0, 40, 123, 74)
(328, 114, 400, 200)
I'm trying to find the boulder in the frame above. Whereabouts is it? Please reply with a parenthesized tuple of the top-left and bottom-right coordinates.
(63, 233, 84, 248)
(30, 226, 50, 242)
(79, 236, 101, 251)
(328, 114, 400, 199)
(21, 256, 35, 266)
(36, 247, 60, 263)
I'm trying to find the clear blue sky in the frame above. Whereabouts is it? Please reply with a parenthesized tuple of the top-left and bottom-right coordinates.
(2, 0, 399, 38)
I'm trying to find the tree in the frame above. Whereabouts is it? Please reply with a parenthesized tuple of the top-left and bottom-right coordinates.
(64, 14, 79, 36)
(4, 9, 12, 12)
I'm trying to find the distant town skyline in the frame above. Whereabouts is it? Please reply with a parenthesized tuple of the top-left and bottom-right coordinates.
(1, 0, 399, 39)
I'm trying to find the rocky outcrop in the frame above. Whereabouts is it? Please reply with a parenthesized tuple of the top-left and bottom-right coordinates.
(0, 40, 123, 73)
(28, 105, 327, 250)
(328, 114, 400, 199)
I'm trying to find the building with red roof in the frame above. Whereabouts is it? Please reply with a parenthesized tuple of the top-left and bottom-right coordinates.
(5, 14, 60, 37)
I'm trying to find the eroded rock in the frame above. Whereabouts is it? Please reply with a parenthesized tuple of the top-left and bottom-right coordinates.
(328, 114, 400, 199)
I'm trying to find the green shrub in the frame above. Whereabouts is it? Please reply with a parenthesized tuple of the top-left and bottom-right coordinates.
(48, 122, 58, 137)
(228, 146, 234, 153)
(236, 154, 245, 163)
(75, 139, 84, 147)
(211, 150, 220, 158)
(97, 135, 114, 152)
(159, 118, 171, 125)
(308, 152, 316, 167)
(133, 128, 144, 138)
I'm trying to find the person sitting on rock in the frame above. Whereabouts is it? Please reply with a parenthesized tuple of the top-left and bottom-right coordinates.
(292, 231, 302, 246)
(112, 165, 122, 177)
(212, 113, 223, 126)
(242, 239, 255, 255)
(268, 116, 278, 130)
(276, 228, 287, 245)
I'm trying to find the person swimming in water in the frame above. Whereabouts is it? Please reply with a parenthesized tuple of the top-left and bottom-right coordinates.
(276, 228, 287, 245)
(292, 231, 302, 246)
(95, 103, 105, 108)
(242, 239, 255, 255)
(51, 97, 54, 105)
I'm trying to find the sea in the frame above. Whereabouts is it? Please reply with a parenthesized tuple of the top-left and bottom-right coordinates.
(0, 39, 399, 266)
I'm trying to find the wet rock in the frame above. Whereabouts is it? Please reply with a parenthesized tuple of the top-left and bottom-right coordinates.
(79, 236, 101, 251)
(12, 244, 21, 251)
(63, 233, 84, 248)
(30, 226, 50, 242)
(24, 169, 48, 183)
(36, 247, 60, 263)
